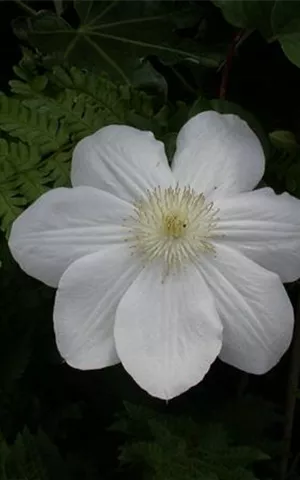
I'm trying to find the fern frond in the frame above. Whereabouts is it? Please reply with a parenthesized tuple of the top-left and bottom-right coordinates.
(0, 62, 155, 234)
(25, 89, 109, 141)
(0, 96, 70, 154)
(12, 428, 48, 480)
(4, 428, 47, 480)
(0, 427, 69, 480)
(51, 66, 127, 121)
(42, 148, 72, 187)
(1, 140, 49, 198)
(13, 66, 154, 140)
(115, 403, 267, 480)
(0, 140, 49, 232)
(0, 181, 26, 233)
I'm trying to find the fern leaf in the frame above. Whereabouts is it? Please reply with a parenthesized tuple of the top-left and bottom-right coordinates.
(46, 66, 153, 130)
(0, 140, 49, 232)
(52, 66, 127, 120)
(0, 427, 69, 480)
(24, 90, 107, 141)
(0, 181, 26, 233)
(21, 67, 130, 141)
(0, 63, 155, 234)
(7, 428, 48, 480)
(42, 149, 72, 187)
(10, 75, 48, 97)
(0, 96, 70, 154)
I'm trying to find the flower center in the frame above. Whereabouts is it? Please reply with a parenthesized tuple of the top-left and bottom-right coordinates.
(125, 185, 219, 275)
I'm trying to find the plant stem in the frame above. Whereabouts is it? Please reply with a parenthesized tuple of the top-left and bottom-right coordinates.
(219, 29, 254, 100)
(280, 286, 300, 480)
(13, 0, 38, 16)
(219, 29, 243, 99)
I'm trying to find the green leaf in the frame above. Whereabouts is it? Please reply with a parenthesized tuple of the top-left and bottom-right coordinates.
(271, 0, 300, 67)
(271, 0, 300, 35)
(279, 31, 300, 67)
(1, 427, 69, 480)
(0, 63, 157, 234)
(269, 130, 300, 152)
(285, 162, 300, 194)
(20, 66, 155, 138)
(42, 150, 72, 187)
(0, 139, 49, 232)
(115, 404, 268, 480)
(13, 1, 222, 83)
(132, 60, 168, 100)
(0, 96, 69, 155)
(213, 0, 275, 37)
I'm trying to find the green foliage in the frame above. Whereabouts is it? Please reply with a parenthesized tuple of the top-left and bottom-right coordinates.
(213, 0, 300, 68)
(0, 427, 68, 480)
(0, 95, 69, 153)
(113, 403, 269, 480)
(12, 0, 222, 83)
(0, 61, 156, 234)
(212, 0, 274, 37)
(0, 3, 299, 480)
(271, 1, 300, 68)
(265, 131, 300, 196)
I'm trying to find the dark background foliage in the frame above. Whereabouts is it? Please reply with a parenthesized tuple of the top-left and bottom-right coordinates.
(1, 1, 300, 479)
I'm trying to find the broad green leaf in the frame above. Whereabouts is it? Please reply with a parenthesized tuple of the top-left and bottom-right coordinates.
(271, 0, 300, 67)
(132, 60, 168, 100)
(269, 130, 300, 152)
(271, 0, 300, 35)
(13, 0, 222, 83)
(278, 31, 300, 68)
(213, 0, 275, 37)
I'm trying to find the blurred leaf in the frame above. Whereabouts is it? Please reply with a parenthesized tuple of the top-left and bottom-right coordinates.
(286, 162, 300, 194)
(269, 130, 300, 152)
(271, 0, 300, 67)
(132, 60, 168, 100)
(1, 427, 69, 480)
(214, 0, 300, 68)
(271, 0, 300, 34)
(114, 403, 267, 480)
(13, 0, 222, 83)
(213, 0, 275, 37)
(266, 132, 300, 197)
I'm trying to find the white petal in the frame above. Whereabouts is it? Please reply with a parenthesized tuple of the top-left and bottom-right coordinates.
(114, 262, 222, 400)
(9, 186, 131, 287)
(172, 111, 265, 198)
(71, 125, 174, 202)
(54, 245, 142, 369)
(197, 245, 294, 374)
(214, 187, 300, 283)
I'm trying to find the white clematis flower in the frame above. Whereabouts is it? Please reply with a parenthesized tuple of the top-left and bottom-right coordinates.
(8, 111, 300, 400)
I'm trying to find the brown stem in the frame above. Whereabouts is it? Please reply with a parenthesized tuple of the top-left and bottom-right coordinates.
(219, 30, 243, 99)
(280, 286, 300, 480)
(219, 29, 254, 100)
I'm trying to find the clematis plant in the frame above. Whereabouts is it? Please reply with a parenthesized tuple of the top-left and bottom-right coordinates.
(8, 111, 300, 400)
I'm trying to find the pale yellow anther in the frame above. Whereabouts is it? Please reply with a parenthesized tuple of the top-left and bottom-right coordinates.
(163, 212, 187, 238)
(124, 184, 219, 274)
